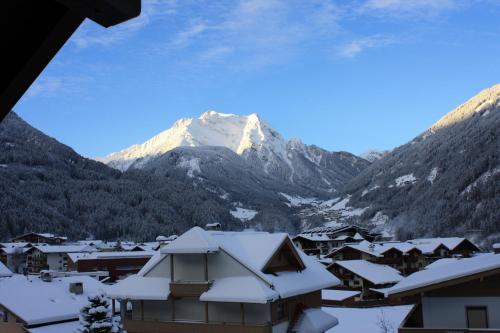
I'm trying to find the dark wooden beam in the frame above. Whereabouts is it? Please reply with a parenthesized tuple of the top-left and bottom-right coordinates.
(0, 0, 141, 121)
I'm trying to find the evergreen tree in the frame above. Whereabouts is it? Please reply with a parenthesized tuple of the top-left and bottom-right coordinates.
(76, 293, 120, 333)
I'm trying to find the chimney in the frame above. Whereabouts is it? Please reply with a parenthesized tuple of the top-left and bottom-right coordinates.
(69, 282, 84, 295)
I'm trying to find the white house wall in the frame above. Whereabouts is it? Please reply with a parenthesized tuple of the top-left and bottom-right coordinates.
(422, 296, 500, 328)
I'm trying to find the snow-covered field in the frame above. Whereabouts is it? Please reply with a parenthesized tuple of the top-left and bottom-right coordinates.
(324, 305, 414, 333)
(230, 207, 258, 221)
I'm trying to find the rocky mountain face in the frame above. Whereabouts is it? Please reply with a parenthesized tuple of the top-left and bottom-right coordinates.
(329, 84, 500, 244)
(98, 111, 369, 196)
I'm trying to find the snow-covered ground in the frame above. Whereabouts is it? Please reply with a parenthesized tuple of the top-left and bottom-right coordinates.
(427, 167, 438, 184)
(324, 305, 414, 333)
(230, 207, 258, 221)
(279, 192, 319, 207)
(395, 173, 417, 187)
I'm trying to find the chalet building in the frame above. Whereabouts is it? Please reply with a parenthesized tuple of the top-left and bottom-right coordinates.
(107, 227, 340, 333)
(293, 225, 377, 255)
(0, 275, 105, 333)
(388, 253, 500, 332)
(10, 232, 67, 245)
(327, 260, 403, 300)
(321, 289, 360, 306)
(67, 251, 154, 282)
(0, 243, 31, 274)
(25, 245, 93, 273)
(407, 237, 480, 262)
(327, 241, 431, 275)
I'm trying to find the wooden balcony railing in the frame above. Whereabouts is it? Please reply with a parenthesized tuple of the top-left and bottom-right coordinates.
(170, 281, 211, 297)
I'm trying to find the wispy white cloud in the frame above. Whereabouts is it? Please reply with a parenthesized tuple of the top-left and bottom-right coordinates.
(361, 0, 459, 18)
(26, 75, 92, 98)
(166, 0, 342, 69)
(72, 0, 177, 48)
(337, 35, 394, 58)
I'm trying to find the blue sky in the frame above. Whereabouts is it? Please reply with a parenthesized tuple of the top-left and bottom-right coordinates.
(14, 0, 500, 157)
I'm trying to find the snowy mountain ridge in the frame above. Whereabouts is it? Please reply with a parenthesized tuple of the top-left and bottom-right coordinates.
(97, 111, 369, 195)
(98, 111, 290, 172)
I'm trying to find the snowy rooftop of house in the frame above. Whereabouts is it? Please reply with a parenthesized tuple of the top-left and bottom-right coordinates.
(376, 242, 420, 254)
(200, 276, 279, 304)
(115, 227, 340, 302)
(161, 227, 219, 253)
(33, 245, 94, 254)
(68, 250, 154, 262)
(407, 237, 477, 253)
(0, 275, 105, 326)
(333, 260, 403, 285)
(322, 289, 360, 301)
(424, 258, 460, 270)
(106, 275, 170, 300)
(295, 233, 331, 242)
(0, 261, 13, 277)
(388, 253, 500, 296)
(493, 243, 500, 249)
(293, 308, 339, 333)
(330, 240, 383, 258)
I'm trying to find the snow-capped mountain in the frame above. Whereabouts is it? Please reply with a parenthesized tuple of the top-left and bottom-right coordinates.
(98, 111, 369, 195)
(360, 149, 389, 163)
(334, 84, 500, 243)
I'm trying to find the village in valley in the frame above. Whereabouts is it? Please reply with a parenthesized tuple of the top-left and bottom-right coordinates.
(1, 225, 498, 333)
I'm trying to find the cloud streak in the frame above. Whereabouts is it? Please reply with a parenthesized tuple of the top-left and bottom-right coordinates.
(337, 35, 394, 58)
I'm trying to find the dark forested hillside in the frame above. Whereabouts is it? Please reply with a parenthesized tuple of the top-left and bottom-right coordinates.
(0, 112, 241, 241)
(340, 84, 500, 244)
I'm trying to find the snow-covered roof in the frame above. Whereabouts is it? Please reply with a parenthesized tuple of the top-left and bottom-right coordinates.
(106, 276, 170, 300)
(68, 251, 154, 263)
(161, 226, 219, 254)
(26, 320, 79, 333)
(0, 261, 13, 277)
(33, 245, 94, 254)
(424, 258, 459, 270)
(492, 243, 500, 249)
(407, 237, 477, 253)
(293, 308, 338, 333)
(295, 233, 331, 242)
(332, 235, 353, 241)
(0, 275, 105, 325)
(376, 242, 419, 255)
(388, 253, 500, 296)
(329, 240, 383, 258)
(200, 276, 279, 303)
(333, 260, 403, 285)
(322, 289, 360, 301)
(353, 232, 365, 241)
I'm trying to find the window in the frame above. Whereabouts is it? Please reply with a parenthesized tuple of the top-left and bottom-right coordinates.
(466, 306, 488, 328)
(353, 280, 360, 286)
(343, 280, 350, 286)
(276, 302, 285, 320)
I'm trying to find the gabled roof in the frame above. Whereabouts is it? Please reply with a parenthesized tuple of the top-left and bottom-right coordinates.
(388, 253, 500, 297)
(33, 245, 94, 254)
(331, 260, 403, 285)
(0, 275, 105, 325)
(407, 237, 479, 253)
(327, 240, 382, 258)
(138, 227, 340, 300)
(161, 226, 219, 254)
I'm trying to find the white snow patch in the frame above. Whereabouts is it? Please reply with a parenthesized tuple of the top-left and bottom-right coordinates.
(462, 167, 500, 195)
(427, 167, 438, 184)
(279, 192, 319, 207)
(371, 212, 389, 225)
(395, 174, 417, 187)
(178, 157, 201, 178)
(361, 185, 380, 197)
(230, 207, 258, 221)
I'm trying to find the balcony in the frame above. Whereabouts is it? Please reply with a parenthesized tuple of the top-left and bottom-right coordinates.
(170, 281, 211, 297)
(124, 318, 272, 333)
